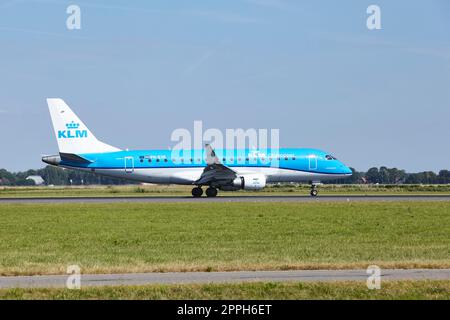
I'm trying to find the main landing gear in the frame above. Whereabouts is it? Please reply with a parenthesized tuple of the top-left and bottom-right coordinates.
(191, 186, 203, 197)
(191, 186, 218, 198)
(205, 187, 218, 197)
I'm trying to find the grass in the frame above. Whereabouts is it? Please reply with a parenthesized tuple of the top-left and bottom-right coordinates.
(1, 184, 450, 198)
(0, 202, 449, 275)
(1, 281, 450, 300)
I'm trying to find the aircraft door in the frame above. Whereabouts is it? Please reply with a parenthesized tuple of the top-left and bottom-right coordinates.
(124, 156, 134, 173)
(308, 155, 317, 171)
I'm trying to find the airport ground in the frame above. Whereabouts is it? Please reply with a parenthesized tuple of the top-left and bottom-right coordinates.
(0, 185, 449, 299)
(1, 184, 450, 198)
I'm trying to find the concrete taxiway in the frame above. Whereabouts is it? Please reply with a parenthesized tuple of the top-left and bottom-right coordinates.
(0, 269, 449, 289)
(0, 195, 450, 204)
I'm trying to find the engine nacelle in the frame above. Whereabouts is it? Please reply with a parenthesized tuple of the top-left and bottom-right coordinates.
(224, 174, 266, 191)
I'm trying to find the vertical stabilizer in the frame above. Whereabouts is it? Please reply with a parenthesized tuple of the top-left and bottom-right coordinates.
(46, 98, 121, 154)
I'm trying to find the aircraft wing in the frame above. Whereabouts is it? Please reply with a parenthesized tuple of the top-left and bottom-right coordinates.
(194, 144, 237, 185)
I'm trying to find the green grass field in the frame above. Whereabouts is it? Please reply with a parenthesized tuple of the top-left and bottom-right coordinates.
(0, 201, 449, 275)
(1, 184, 450, 198)
(1, 281, 449, 300)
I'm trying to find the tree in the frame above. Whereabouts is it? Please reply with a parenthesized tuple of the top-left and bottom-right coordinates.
(438, 170, 450, 184)
(365, 167, 380, 184)
(0, 169, 16, 185)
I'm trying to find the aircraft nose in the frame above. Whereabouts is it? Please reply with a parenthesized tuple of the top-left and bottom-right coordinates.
(337, 161, 352, 175)
(342, 165, 352, 175)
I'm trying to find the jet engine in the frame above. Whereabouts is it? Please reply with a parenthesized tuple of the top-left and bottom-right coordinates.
(219, 174, 266, 191)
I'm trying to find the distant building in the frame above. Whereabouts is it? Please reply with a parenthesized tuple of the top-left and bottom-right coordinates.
(26, 175, 45, 186)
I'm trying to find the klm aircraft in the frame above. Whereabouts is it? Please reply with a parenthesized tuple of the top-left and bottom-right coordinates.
(42, 99, 352, 197)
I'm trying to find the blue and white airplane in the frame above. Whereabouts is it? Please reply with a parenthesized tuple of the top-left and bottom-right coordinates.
(42, 99, 352, 197)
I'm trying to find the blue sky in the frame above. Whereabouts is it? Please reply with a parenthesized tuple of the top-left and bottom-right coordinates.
(0, 0, 449, 172)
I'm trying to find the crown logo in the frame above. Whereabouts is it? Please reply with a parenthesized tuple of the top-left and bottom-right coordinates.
(66, 121, 80, 129)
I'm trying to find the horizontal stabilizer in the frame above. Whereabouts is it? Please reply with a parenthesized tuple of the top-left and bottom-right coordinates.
(59, 153, 92, 164)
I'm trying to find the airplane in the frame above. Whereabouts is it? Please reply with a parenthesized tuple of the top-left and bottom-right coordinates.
(42, 98, 352, 197)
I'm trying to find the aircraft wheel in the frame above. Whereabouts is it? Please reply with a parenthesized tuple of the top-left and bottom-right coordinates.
(192, 187, 203, 198)
(310, 189, 318, 197)
(206, 187, 218, 197)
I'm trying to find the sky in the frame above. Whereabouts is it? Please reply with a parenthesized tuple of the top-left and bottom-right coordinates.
(0, 0, 449, 172)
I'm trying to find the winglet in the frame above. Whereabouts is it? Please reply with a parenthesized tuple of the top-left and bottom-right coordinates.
(205, 144, 221, 165)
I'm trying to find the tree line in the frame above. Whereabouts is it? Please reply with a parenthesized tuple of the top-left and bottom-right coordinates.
(0, 166, 130, 186)
(0, 165, 449, 186)
(331, 167, 450, 185)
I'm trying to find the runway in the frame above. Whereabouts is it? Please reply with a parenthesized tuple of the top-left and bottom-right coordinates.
(0, 195, 450, 204)
(0, 269, 449, 289)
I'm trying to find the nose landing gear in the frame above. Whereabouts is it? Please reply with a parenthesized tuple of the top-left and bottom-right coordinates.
(310, 182, 320, 197)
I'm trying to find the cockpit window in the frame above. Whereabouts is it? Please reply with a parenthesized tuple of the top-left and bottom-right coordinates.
(325, 155, 337, 160)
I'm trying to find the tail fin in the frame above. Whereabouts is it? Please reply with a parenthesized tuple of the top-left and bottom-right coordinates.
(47, 98, 121, 154)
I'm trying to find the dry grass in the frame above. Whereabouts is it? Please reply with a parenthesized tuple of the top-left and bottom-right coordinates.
(1, 280, 450, 300)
